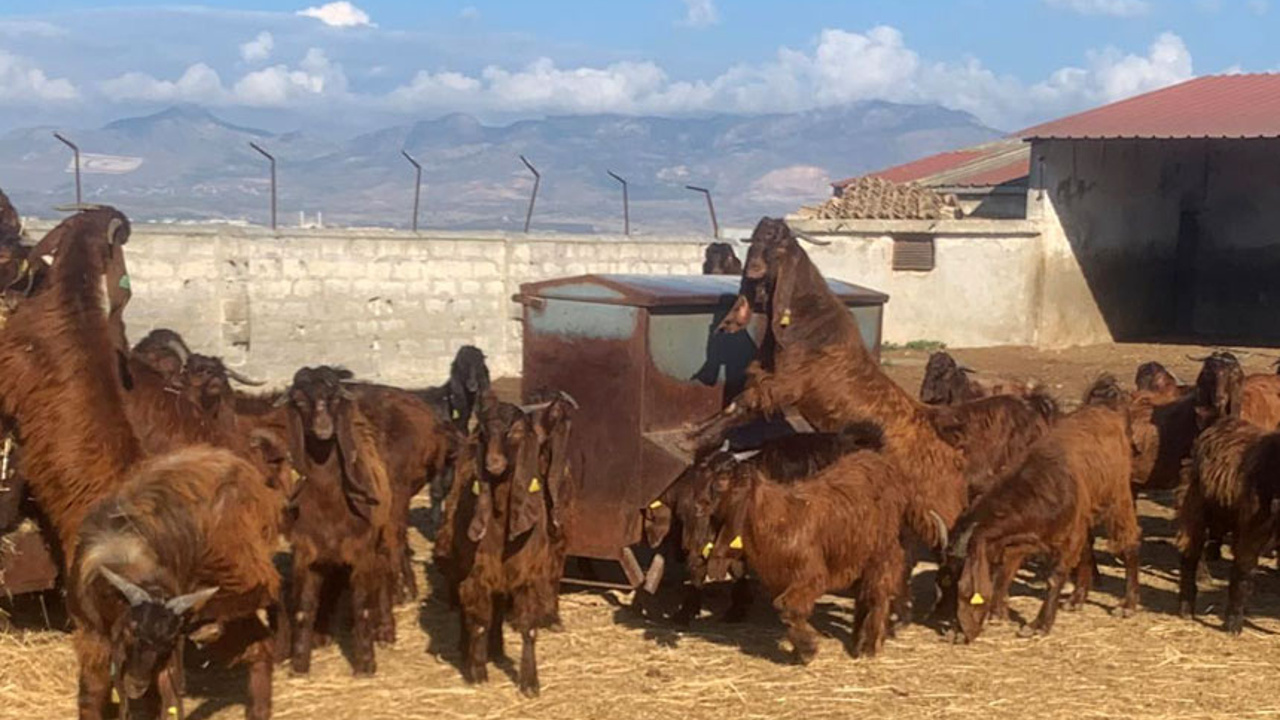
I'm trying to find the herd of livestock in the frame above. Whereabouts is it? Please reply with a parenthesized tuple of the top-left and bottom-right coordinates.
(0, 191, 1278, 719)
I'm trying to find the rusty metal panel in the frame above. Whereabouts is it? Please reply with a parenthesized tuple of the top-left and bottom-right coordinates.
(0, 526, 58, 596)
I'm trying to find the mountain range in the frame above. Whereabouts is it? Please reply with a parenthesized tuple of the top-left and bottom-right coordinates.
(0, 103, 1002, 233)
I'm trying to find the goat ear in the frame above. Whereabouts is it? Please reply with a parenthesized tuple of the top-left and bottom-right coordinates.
(283, 403, 308, 480)
(544, 416, 575, 537)
(959, 541, 993, 604)
(769, 247, 801, 343)
(507, 435, 544, 540)
(464, 447, 491, 542)
(447, 375, 468, 419)
(335, 403, 379, 522)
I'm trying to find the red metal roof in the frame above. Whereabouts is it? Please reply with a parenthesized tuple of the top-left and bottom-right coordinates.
(832, 138, 1029, 189)
(1019, 74, 1280, 140)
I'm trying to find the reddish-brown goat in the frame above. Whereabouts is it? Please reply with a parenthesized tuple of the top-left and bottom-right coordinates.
(919, 351, 1040, 406)
(1177, 352, 1280, 634)
(281, 366, 397, 676)
(0, 209, 280, 720)
(944, 376, 1141, 643)
(438, 392, 573, 696)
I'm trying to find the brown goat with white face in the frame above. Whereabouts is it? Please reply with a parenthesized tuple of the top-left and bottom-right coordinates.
(281, 366, 397, 677)
(1177, 352, 1280, 634)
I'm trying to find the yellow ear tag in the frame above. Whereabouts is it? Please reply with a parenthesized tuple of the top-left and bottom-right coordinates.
(111, 688, 120, 704)
(969, 592, 985, 606)
(168, 707, 179, 717)
(290, 468, 301, 482)
(452, 409, 460, 420)
(648, 499, 663, 509)
(729, 535, 743, 550)
(472, 480, 481, 496)
(701, 542, 714, 559)
(528, 477, 542, 493)
(780, 309, 792, 327)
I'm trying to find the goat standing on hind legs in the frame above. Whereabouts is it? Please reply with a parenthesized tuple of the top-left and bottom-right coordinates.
(1177, 352, 1280, 634)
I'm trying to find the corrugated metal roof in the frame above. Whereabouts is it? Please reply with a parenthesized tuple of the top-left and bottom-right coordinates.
(1019, 74, 1280, 140)
(520, 274, 888, 308)
(832, 138, 1029, 190)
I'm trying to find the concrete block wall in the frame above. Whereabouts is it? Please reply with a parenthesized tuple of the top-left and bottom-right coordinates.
(26, 221, 708, 386)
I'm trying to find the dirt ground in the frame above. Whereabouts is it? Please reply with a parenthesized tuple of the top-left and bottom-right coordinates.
(5, 343, 1280, 720)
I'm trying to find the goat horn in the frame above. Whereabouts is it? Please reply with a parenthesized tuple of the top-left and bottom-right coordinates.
(164, 338, 191, 364)
(794, 232, 832, 246)
(731, 449, 762, 462)
(224, 368, 266, 386)
(718, 439, 731, 453)
(106, 218, 123, 247)
(165, 586, 219, 616)
(958, 366, 977, 374)
(272, 392, 291, 408)
(950, 523, 976, 559)
(928, 510, 949, 551)
(1186, 354, 1211, 362)
(557, 390, 579, 409)
(99, 567, 154, 607)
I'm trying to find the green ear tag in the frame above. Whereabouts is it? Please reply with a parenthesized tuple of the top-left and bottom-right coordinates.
(118, 275, 131, 290)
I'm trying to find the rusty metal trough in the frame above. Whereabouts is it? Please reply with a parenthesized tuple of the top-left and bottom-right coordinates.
(515, 273, 887, 585)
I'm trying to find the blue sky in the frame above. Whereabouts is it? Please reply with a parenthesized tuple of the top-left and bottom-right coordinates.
(0, 0, 1271, 132)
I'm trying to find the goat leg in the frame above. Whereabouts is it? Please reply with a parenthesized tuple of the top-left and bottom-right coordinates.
(774, 586, 821, 665)
(1177, 522, 1205, 619)
(238, 626, 274, 720)
(349, 571, 378, 676)
(991, 548, 1030, 622)
(74, 629, 112, 720)
(487, 601, 506, 660)
(1021, 557, 1068, 637)
(723, 576, 753, 624)
(518, 627, 540, 698)
(1225, 523, 1265, 635)
(289, 566, 323, 675)
(462, 614, 490, 684)
(1067, 543, 1094, 612)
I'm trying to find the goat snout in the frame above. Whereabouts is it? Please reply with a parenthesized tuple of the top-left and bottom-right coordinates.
(484, 448, 507, 476)
(311, 406, 335, 441)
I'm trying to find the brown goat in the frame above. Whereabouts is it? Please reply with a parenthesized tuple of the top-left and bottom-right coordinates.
(927, 392, 1059, 502)
(919, 351, 1040, 406)
(72, 446, 282, 720)
(414, 346, 492, 539)
(347, 381, 457, 602)
(439, 392, 572, 696)
(687, 218, 970, 616)
(0, 208, 282, 719)
(1177, 352, 1280, 634)
(130, 329, 193, 387)
(705, 444, 938, 662)
(943, 376, 1140, 643)
(702, 242, 743, 275)
(280, 366, 397, 676)
(639, 423, 888, 625)
(1134, 361, 1188, 401)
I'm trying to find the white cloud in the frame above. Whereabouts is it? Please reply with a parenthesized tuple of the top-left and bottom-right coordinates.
(680, 0, 719, 27)
(384, 26, 1193, 129)
(297, 1, 374, 28)
(101, 63, 226, 103)
(1044, 0, 1151, 17)
(240, 31, 275, 63)
(1249, 0, 1270, 15)
(0, 50, 78, 103)
(101, 48, 348, 107)
(459, 6, 481, 21)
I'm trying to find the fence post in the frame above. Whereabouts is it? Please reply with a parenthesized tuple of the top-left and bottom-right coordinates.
(686, 185, 718, 238)
(520, 155, 540, 233)
(607, 170, 629, 235)
(248, 141, 277, 230)
(401, 149, 422, 232)
(52, 133, 81, 205)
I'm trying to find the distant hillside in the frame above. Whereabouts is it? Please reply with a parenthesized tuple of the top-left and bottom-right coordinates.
(0, 103, 1001, 232)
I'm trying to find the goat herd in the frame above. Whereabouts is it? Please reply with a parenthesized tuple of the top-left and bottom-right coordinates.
(0, 195, 1276, 719)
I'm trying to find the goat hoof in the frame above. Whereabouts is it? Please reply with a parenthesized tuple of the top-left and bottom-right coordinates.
(1016, 624, 1045, 639)
(313, 633, 333, 649)
(1177, 601, 1196, 619)
(352, 661, 377, 678)
(519, 681, 541, 698)
(1111, 605, 1135, 620)
(1225, 615, 1245, 635)
(547, 620, 566, 633)
(464, 667, 489, 685)
(289, 661, 311, 677)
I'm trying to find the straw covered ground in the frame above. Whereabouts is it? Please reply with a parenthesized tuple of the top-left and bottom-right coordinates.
(4, 343, 1280, 719)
